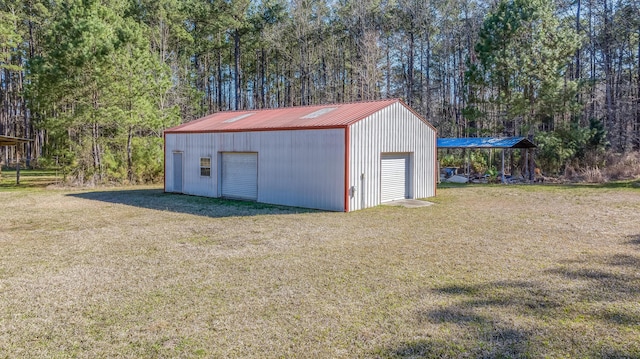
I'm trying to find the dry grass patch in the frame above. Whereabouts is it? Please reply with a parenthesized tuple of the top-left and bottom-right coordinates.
(0, 185, 639, 357)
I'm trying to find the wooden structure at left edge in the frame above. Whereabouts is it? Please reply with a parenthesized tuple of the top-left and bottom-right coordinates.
(0, 135, 32, 184)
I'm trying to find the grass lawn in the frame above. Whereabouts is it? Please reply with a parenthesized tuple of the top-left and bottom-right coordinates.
(0, 168, 62, 189)
(1, 181, 639, 358)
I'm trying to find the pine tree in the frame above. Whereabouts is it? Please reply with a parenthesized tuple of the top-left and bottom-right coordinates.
(28, 0, 178, 183)
(466, 0, 580, 136)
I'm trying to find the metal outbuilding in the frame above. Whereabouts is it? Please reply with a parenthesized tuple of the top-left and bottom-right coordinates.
(164, 99, 437, 212)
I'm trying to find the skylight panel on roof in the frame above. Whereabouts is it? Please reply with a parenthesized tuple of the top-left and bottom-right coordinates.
(223, 113, 255, 123)
(300, 107, 337, 119)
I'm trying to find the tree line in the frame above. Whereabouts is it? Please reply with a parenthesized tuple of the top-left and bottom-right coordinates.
(1, 0, 639, 182)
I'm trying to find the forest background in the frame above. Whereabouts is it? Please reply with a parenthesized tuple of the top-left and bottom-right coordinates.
(0, 0, 639, 184)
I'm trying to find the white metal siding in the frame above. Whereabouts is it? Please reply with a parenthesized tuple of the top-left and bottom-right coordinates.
(164, 129, 345, 211)
(348, 102, 436, 211)
(221, 153, 258, 200)
(380, 154, 410, 202)
(257, 130, 344, 211)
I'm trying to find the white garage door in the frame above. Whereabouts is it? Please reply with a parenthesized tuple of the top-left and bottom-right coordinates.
(221, 152, 258, 200)
(381, 153, 410, 202)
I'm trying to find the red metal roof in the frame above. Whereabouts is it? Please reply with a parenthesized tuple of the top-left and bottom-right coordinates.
(165, 99, 408, 133)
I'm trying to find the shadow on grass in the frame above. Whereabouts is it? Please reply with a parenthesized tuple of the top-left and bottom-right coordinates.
(376, 281, 547, 358)
(383, 324, 530, 358)
(598, 306, 640, 326)
(626, 235, 640, 247)
(377, 255, 640, 358)
(68, 189, 319, 218)
(607, 253, 640, 267)
(548, 251, 640, 301)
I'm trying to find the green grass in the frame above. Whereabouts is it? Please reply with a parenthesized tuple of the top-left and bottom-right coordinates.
(438, 178, 640, 190)
(0, 168, 62, 190)
(1, 185, 639, 357)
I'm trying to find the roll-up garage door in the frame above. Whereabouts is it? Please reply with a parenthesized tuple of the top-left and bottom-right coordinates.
(221, 152, 258, 200)
(381, 153, 410, 202)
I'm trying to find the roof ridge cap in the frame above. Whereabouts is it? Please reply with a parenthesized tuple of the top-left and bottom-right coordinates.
(203, 98, 399, 115)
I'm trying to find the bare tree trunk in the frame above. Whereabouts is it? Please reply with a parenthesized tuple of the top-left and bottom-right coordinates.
(261, 48, 266, 109)
(456, 36, 464, 133)
(87, 80, 101, 182)
(217, 51, 223, 111)
(127, 126, 133, 183)
(603, 0, 614, 147)
(615, 41, 627, 152)
(588, 0, 596, 120)
(205, 54, 212, 113)
(92, 121, 101, 182)
(234, 30, 241, 110)
(575, 0, 581, 81)
(26, 13, 36, 166)
(636, 24, 640, 150)
(286, 66, 292, 106)
(386, 36, 391, 98)
(425, 34, 431, 119)
(419, 40, 424, 110)
(299, 41, 306, 105)
(275, 52, 282, 107)
(228, 46, 233, 109)
(320, 54, 327, 103)
(407, 31, 414, 106)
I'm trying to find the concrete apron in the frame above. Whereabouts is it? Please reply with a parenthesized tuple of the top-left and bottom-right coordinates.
(383, 199, 434, 208)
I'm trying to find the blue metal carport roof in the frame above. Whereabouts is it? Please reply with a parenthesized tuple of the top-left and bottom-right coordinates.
(437, 137, 536, 149)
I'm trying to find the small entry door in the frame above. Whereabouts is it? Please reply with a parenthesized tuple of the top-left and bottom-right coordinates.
(173, 152, 183, 193)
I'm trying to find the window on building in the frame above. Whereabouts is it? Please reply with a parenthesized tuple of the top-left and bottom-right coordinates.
(200, 157, 211, 177)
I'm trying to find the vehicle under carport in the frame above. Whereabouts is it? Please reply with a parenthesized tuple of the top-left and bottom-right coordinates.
(437, 137, 537, 184)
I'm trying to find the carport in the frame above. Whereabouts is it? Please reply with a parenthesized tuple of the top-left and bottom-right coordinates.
(437, 137, 537, 183)
(0, 135, 32, 184)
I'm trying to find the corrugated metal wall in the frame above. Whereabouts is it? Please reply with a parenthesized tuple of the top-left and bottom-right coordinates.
(348, 102, 436, 211)
(165, 129, 345, 211)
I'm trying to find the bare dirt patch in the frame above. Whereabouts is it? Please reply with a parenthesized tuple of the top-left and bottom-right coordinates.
(1, 185, 639, 357)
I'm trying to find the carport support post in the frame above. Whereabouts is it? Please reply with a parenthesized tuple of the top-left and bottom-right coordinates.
(16, 147, 20, 185)
(525, 150, 529, 182)
(489, 148, 492, 170)
(501, 149, 505, 184)
(529, 148, 535, 182)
